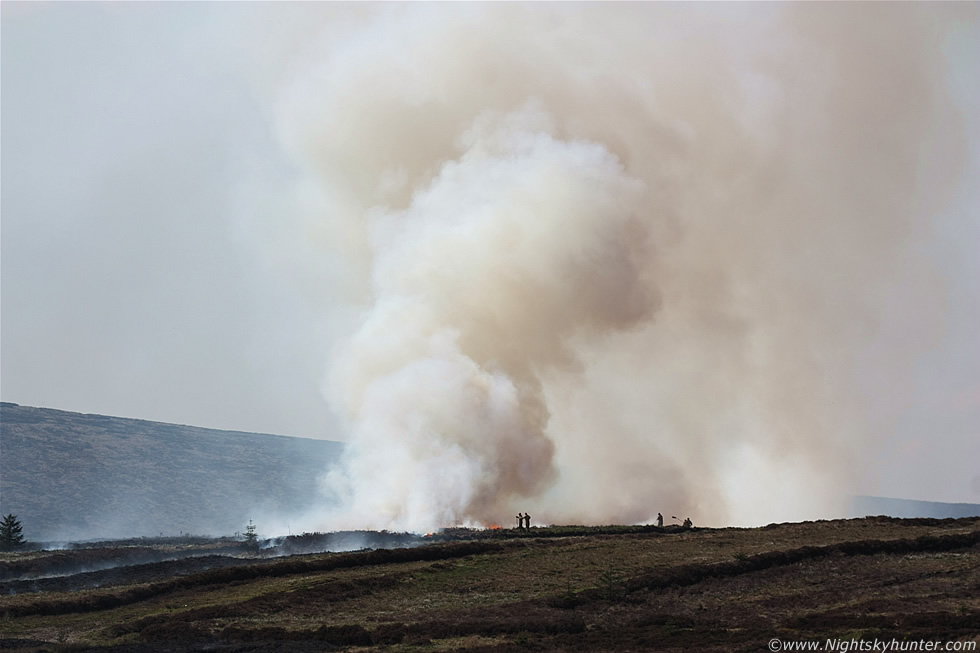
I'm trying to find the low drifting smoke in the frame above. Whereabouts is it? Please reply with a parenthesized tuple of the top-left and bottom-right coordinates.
(246, 3, 969, 530)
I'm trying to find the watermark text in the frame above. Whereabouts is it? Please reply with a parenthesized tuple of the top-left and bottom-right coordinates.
(768, 638, 977, 652)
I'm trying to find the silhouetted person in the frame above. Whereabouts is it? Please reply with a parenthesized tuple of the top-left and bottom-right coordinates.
(683, 517, 692, 528)
(524, 513, 531, 529)
(516, 513, 523, 529)
(657, 512, 663, 528)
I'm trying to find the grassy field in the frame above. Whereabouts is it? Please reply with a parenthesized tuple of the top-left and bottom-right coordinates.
(1, 517, 978, 651)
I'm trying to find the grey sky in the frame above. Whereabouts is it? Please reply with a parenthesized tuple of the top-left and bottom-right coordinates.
(2, 3, 978, 511)
(2, 3, 338, 438)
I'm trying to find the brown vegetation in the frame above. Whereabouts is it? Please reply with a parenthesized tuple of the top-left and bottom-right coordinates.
(1, 517, 978, 651)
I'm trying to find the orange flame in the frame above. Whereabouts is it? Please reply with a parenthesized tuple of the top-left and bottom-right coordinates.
(487, 523, 502, 530)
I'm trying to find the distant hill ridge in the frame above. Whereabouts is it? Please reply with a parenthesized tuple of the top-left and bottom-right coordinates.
(3, 404, 977, 542)
(0, 403, 343, 541)
(850, 494, 980, 520)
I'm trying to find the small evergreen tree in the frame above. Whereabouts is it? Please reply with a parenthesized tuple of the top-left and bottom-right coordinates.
(0, 513, 25, 550)
(243, 519, 258, 550)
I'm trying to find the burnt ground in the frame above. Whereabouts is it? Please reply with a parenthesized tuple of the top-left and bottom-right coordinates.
(1, 517, 978, 652)
(0, 531, 429, 595)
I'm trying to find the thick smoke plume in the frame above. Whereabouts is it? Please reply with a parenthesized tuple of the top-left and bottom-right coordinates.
(250, 3, 969, 530)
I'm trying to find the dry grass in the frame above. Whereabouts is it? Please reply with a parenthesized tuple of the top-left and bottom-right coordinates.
(1, 517, 978, 651)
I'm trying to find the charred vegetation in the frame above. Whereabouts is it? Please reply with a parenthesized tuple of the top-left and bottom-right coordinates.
(1, 517, 978, 651)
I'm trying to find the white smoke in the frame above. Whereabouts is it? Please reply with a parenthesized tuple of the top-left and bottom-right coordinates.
(318, 103, 656, 531)
(243, 3, 970, 530)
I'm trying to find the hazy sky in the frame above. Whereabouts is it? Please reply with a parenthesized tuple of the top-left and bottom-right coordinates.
(2, 3, 342, 438)
(2, 3, 978, 517)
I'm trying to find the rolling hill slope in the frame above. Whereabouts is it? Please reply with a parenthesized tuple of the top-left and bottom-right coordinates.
(3, 403, 976, 544)
(0, 403, 343, 541)
(851, 494, 980, 519)
(2, 518, 978, 651)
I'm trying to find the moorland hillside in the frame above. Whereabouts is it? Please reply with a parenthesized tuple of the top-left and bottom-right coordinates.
(0, 403, 342, 541)
(1, 517, 978, 651)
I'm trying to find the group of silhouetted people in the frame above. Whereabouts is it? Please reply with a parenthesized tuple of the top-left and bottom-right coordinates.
(507, 511, 694, 530)
(655, 512, 693, 528)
